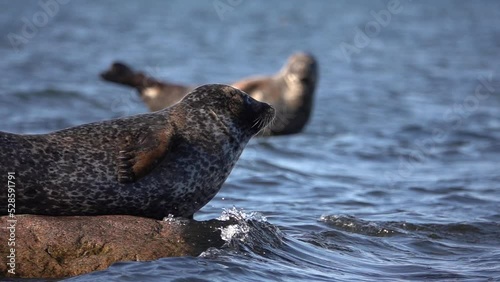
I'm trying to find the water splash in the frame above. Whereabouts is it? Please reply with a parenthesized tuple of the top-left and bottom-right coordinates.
(198, 207, 286, 258)
(162, 214, 176, 222)
(218, 206, 268, 222)
(162, 214, 190, 226)
(217, 207, 270, 243)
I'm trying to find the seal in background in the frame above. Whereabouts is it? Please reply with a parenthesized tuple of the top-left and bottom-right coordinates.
(101, 52, 318, 135)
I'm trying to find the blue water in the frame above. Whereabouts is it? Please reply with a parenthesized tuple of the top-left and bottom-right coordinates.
(1, 0, 500, 281)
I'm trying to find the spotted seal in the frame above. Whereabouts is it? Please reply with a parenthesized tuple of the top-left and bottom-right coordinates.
(100, 52, 318, 135)
(0, 84, 275, 219)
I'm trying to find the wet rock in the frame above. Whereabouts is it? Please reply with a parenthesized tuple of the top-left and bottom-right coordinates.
(0, 215, 230, 279)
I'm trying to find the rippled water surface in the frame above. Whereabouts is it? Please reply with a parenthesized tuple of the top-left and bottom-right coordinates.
(1, 0, 500, 281)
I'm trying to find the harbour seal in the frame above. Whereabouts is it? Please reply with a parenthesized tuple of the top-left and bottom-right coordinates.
(100, 62, 193, 112)
(0, 84, 274, 219)
(100, 52, 318, 135)
(232, 52, 318, 136)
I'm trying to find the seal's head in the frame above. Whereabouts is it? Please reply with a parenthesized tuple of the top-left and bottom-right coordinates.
(281, 52, 318, 86)
(100, 62, 138, 84)
(179, 84, 275, 140)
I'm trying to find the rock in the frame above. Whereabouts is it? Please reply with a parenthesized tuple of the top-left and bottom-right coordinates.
(0, 215, 231, 279)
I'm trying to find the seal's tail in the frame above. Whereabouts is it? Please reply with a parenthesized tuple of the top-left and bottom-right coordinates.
(100, 62, 154, 90)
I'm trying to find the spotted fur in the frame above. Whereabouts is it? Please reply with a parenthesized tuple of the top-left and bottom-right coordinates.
(0, 84, 275, 219)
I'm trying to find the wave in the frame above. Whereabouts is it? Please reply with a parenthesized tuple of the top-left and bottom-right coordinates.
(319, 214, 500, 244)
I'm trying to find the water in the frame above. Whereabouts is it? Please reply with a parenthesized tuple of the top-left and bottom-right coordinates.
(1, 0, 500, 281)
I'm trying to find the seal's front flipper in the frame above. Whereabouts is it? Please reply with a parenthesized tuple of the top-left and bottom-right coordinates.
(117, 127, 175, 183)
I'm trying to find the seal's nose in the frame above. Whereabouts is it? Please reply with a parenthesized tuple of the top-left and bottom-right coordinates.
(241, 93, 275, 131)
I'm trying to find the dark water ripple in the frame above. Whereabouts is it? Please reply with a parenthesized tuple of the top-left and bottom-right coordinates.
(1, 0, 500, 281)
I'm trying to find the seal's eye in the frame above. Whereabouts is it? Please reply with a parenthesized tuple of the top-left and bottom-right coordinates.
(243, 95, 252, 107)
